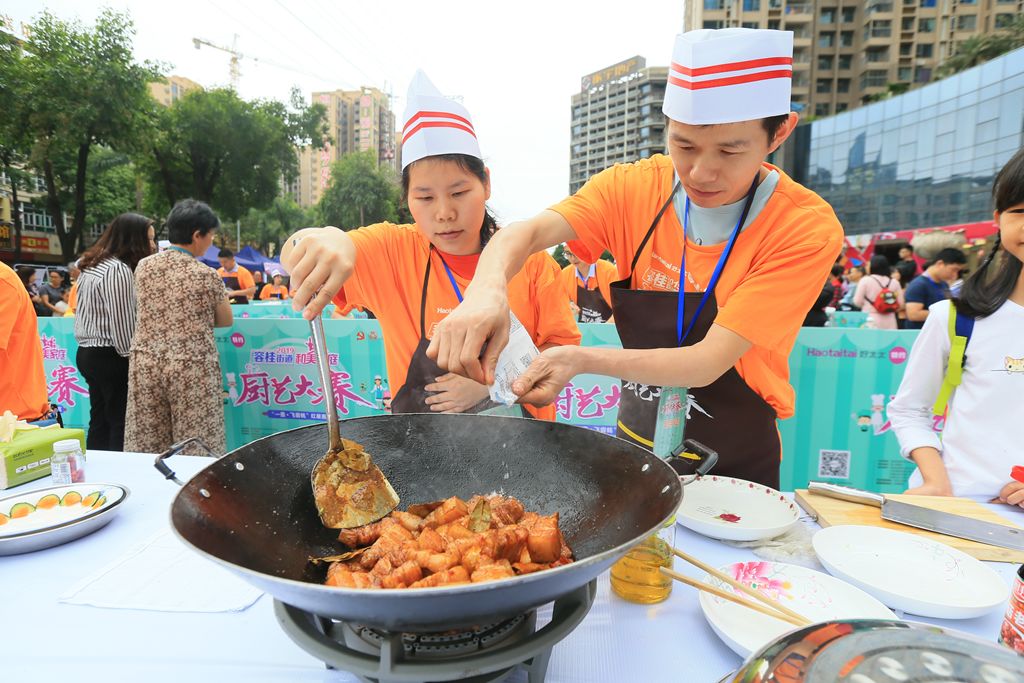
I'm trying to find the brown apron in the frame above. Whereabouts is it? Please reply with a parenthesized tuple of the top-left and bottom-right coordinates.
(609, 180, 781, 488)
(222, 275, 249, 305)
(391, 248, 523, 417)
(575, 268, 613, 324)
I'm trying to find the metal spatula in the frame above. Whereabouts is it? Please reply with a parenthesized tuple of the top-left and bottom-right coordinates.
(308, 316, 399, 528)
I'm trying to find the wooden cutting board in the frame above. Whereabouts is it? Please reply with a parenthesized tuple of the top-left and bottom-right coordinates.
(795, 489, 1024, 563)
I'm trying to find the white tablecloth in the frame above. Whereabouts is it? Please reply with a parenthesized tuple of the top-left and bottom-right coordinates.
(1, 451, 1020, 682)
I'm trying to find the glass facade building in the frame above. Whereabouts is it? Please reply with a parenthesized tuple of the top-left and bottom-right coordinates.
(800, 47, 1024, 236)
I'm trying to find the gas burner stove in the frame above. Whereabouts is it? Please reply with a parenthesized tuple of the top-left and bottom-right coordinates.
(274, 580, 596, 683)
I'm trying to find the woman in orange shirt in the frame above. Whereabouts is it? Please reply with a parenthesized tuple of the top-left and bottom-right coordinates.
(282, 71, 579, 419)
(259, 273, 290, 300)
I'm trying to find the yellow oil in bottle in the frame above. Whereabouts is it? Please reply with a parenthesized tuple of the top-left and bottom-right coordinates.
(610, 535, 673, 604)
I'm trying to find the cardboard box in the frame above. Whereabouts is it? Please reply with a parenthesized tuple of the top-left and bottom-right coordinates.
(0, 427, 86, 490)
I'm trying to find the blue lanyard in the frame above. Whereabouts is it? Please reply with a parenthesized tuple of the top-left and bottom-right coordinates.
(676, 177, 758, 346)
(167, 245, 194, 257)
(438, 255, 464, 303)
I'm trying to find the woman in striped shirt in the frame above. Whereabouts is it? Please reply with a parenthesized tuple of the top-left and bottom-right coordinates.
(74, 213, 156, 450)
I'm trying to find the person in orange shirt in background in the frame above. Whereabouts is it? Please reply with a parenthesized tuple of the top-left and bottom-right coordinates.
(217, 248, 256, 304)
(426, 29, 844, 488)
(559, 244, 617, 324)
(259, 272, 290, 300)
(0, 262, 51, 422)
(282, 71, 580, 420)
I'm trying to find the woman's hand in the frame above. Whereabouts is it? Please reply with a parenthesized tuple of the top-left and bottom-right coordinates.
(424, 373, 490, 413)
(998, 481, 1024, 507)
(281, 227, 356, 320)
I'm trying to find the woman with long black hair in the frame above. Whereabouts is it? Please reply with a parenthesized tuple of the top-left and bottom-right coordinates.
(889, 148, 1024, 503)
(74, 213, 155, 450)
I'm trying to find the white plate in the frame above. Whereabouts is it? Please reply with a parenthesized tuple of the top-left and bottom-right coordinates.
(677, 475, 800, 541)
(0, 483, 129, 555)
(698, 560, 896, 658)
(812, 525, 1009, 619)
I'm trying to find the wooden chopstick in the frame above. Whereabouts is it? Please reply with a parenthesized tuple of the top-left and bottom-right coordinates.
(670, 546, 811, 625)
(659, 567, 811, 628)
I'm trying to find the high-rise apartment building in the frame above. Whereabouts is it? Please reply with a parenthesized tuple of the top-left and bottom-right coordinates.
(292, 86, 399, 209)
(685, 0, 1023, 118)
(569, 57, 669, 194)
(148, 75, 202, 107)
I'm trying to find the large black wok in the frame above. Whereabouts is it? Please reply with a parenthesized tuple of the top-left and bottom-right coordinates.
(161, 414, 682, 631)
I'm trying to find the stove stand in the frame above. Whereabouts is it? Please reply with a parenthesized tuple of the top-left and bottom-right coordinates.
(274, 579, 597, 683)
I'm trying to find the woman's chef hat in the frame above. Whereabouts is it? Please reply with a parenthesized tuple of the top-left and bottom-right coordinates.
(662, 28, 793, 125)
(401, 70, 481, 169)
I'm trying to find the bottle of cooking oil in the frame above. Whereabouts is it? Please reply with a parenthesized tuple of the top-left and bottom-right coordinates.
(610, 516, 674, 604)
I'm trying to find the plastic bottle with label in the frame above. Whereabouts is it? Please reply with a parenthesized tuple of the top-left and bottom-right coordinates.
(51, 439, 86, 484)
(652, 387, 687, 459)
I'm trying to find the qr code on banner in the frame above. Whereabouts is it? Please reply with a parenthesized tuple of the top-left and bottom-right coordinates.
(818, 449, 851, 479)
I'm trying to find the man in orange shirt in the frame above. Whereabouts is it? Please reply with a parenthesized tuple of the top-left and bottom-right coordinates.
(217, 248, 256, 304)
(427, 29, 844, 487)
(282, 71, 579, 420)
(559, 245, 617, 323)
(0, 262, 51, 422)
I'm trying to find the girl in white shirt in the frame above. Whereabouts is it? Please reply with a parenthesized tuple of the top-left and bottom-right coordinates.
(888, 148, 1024, 504)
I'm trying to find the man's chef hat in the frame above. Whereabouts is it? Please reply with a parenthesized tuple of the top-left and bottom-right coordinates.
(401, 70, 481, 169)
(662, 28, 793, 125)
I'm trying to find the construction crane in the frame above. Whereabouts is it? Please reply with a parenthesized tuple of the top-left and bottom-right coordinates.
(192, 34, 242, 89)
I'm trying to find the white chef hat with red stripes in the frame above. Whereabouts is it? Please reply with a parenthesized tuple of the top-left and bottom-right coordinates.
(663, 28, 793, 125)
(401, 70, 481, 169)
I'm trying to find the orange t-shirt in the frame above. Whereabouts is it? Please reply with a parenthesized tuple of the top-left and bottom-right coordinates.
(559, 260, 617, 309)
(551, 155, 844, 420)
(333, 223, 582, 420)
(217, 265, 255, 291)
(259, 284, 290, 300)
(0, 263, 50, 421)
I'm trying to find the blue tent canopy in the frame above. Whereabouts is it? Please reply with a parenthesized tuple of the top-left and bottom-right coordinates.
(198, 245, 221, 269)
(197, 245, 279, 273)
(235, 246, 268, 272)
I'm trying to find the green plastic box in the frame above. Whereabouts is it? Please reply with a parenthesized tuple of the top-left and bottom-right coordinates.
(0, 427, 86, 490)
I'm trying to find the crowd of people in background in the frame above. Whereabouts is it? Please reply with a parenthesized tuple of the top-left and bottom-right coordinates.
(2, 199, 255, 455)
(803, 242, 972, 330)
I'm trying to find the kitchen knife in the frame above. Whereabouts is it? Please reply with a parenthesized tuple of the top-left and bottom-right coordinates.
(807, 481, 1024, 551)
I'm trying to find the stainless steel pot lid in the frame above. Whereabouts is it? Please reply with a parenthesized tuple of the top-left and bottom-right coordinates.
(728, 619, 1024, 683)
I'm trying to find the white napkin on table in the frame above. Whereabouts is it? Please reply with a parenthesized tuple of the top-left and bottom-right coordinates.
(720, 521, 825, 570)
(59, 530, 263, 612)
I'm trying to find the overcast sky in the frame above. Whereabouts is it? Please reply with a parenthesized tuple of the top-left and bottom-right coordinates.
(6, 0, 684, 222)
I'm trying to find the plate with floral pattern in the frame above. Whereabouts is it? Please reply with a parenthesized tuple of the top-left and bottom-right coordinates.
(698, 560, 896, 658)
(0, 483, 129, 555)
(677, 476, 800, 541)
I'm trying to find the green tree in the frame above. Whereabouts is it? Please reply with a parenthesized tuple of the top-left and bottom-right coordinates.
(937, 22, 1024, 78)
(241, 196, 314, 256)
(0, 33, 32, 261)
(84, 147, 140, 236)
(144, 87, 328, 221)
(317, 151, 401, 229)
(551, 243, 569, 268)
(16, 10, 161, 261)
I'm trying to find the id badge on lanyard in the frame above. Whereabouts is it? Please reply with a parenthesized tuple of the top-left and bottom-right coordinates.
(676, 176, 758, 346)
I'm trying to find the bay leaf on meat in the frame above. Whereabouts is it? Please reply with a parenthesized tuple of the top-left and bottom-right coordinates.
(468, 499, 492, 532)
(308, 546, 369, 564)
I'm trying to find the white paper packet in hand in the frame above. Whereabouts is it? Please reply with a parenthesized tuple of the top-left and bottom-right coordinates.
(488, 311, 540, 405)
